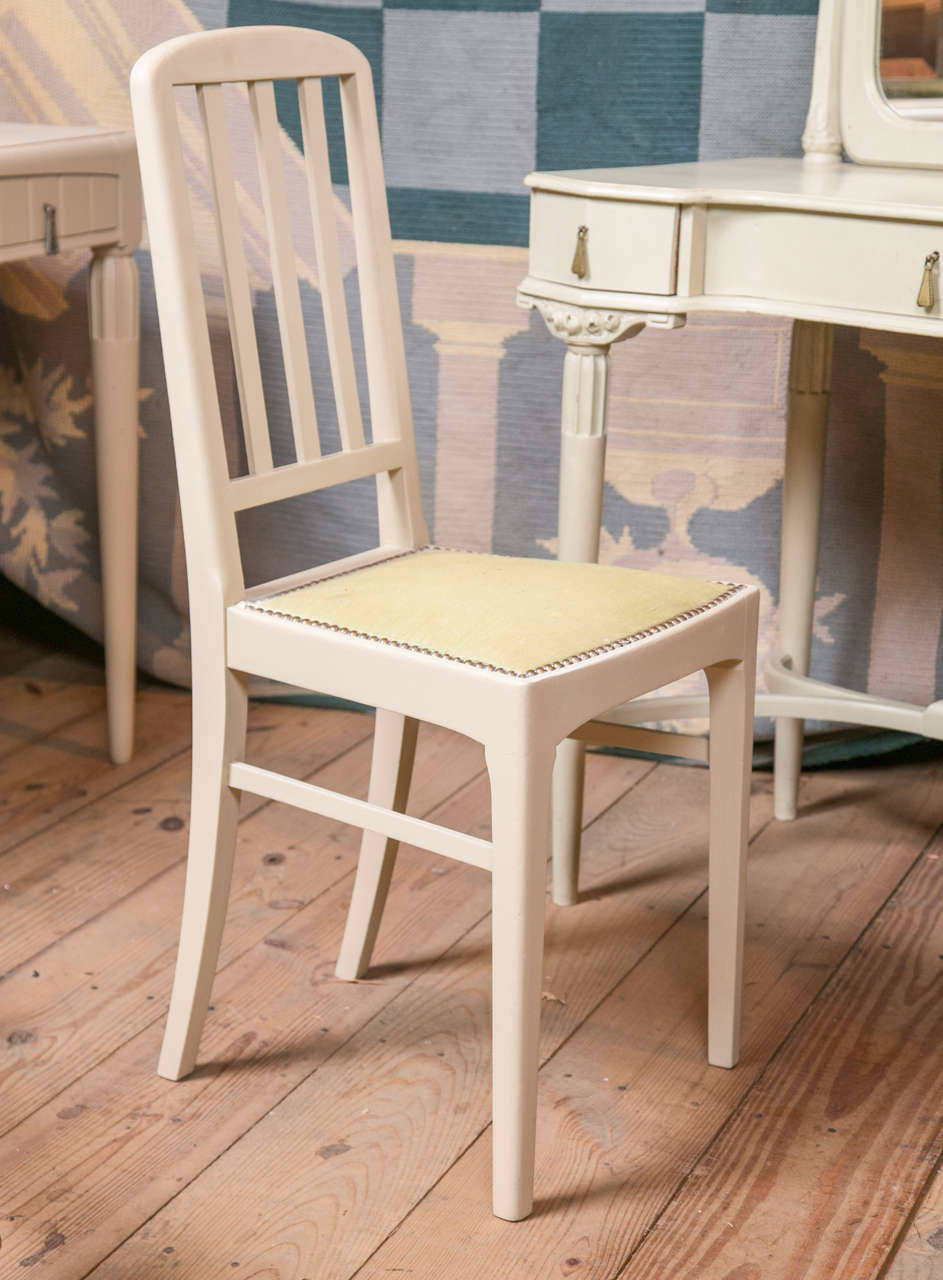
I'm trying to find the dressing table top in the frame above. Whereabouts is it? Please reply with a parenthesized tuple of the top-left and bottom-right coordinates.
(527, 157, 943, 224)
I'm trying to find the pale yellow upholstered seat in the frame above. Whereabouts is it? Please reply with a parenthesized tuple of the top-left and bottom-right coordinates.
(245, 547, 735, 677)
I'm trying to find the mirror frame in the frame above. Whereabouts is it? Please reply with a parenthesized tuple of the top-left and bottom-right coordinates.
(841, 0, 943, 168)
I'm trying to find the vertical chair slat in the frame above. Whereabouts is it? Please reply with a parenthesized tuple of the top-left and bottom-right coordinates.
(339, 70, 428, 546)
(298, 77, 365, 451)
(338, 72, 408, 447)
(197, 84, 274, 475)
(248, 78, 321, 461)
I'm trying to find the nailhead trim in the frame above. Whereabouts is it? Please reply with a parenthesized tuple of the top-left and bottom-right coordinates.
(243, 546, 747, 681)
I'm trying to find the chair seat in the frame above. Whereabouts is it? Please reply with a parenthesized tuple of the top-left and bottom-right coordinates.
(244, 547, 737, 677)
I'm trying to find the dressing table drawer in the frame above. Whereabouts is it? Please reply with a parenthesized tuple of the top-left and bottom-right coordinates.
(529, 191, 679, 296)
(704, 207, 943, 320)
(0, 174, 119, 254)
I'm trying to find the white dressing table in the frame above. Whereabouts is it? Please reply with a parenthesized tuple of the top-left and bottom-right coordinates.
(520, 0, 943, 886)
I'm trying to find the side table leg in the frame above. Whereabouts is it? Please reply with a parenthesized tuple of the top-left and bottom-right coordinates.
(553, 342, 611, 905)
(774, 320, 833, 820)
(90, 246, 140, 764)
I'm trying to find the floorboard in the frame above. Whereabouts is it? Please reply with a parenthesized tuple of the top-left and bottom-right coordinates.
(0, 621, 941, 1280)
(623, 823, 943, 1280)
(0, 684, 191, 857)
(1, 742, 639, 1277)
(0, 662, 107, 760)
(0, 703, 371, 979)
(352, 761, 943, 1279)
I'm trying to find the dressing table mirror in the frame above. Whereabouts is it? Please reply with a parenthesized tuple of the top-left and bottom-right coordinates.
(519, 0, 943, 887)
(844, 0, 943, 160)
(876, 0, 943, 122)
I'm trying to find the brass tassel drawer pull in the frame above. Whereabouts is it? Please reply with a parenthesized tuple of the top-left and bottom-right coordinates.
(571, 225, 589, 279)
(917, 250, 939, 310)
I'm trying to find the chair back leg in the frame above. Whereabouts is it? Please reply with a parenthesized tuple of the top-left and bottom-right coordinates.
(551, 737, 586, 906)
(335, 711, 420, 980)
(705, 643, 757, 1070)
(157, 666, 248, 1080)
(487, 741, 556, 1221)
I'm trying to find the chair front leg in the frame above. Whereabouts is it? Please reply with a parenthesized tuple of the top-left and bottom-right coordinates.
(705, 645, 756, 1070)
(486, 741, 555, 1221)
(336, 711, 419, 980)
(158, 664, 248, 1080)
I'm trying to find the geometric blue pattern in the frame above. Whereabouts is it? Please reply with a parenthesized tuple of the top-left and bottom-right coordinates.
(226, 0, 817, 245)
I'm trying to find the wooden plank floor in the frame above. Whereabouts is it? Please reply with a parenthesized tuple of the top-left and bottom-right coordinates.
(2, 621, 943, 1278)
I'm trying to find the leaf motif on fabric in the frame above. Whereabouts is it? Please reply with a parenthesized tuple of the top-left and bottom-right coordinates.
(0, 359, 90, 614)
(48, 508, 91, 562)
(31, 567, 84, 613)
(26, 360, 94, 448)
(0, 434, 56, 524)
(9, 505, 54, 570)
(812, 592, 846, 648)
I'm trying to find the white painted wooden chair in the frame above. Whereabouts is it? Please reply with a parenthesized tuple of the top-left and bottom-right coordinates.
(130, 26, 759, 1221)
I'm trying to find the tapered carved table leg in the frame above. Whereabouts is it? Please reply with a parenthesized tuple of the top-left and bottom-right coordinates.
(525, 303, 646, 903)
(553, 342, 611, 905)
(774, 320, 833, 820)
(89, 246, 140, 764)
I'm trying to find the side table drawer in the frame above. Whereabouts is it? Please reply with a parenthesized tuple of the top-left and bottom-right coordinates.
(0, 174, 119, 252)
(529, 191, 679, 296)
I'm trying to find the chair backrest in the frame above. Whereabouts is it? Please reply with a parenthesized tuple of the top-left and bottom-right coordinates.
(130, 27, 428, 616)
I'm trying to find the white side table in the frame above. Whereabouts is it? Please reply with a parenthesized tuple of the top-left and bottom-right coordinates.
(0, 124, 142, 763)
